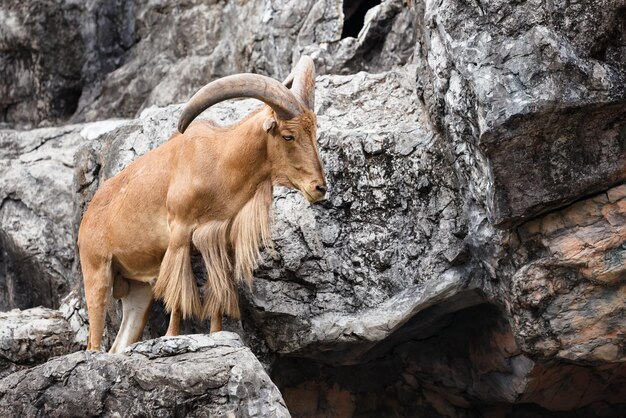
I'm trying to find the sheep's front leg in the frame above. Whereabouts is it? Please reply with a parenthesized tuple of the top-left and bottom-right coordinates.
(165, 308, 181, 336)
(153, 222, 201, 319)
(192, 222, 239, 333)
(210, 313, 223, 333)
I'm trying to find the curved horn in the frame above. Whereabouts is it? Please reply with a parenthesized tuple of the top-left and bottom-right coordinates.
(290, 56, 316, 111)
(178, 74, 304, 133)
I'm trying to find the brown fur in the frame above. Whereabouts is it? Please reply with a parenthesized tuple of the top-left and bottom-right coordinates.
(192, 180, 273, 319)
(230, 180, 273, 286)
(193, 220, 236, 318)
(153, 238, 202, 319)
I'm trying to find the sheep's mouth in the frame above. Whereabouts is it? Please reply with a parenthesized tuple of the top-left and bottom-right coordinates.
(302, 190, 316, 203)
(302, 189, 326, 204)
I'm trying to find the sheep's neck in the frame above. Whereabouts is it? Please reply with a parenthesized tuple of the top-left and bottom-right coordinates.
(208, 109, 273, 220)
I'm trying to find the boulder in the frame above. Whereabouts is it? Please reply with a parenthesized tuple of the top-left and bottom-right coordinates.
(0, 120, 126, 310)
(413, 0, 626, 227)
(510, 183, 626, 363)
(0, 332, 290, 418)
(0, 303, 85, 379)
(243, 67, 479, 362)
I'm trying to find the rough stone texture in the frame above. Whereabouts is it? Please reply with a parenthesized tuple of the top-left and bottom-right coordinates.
(0, 119, 126, 311)
(510, 183, 626, 364)
(0, 0, 136, 128)
(74, 0, 291, 122)
(0, 0, 625, 416)
(1, 0, 416, 128)
(413, 0, 626, 227)
(0, 332, 290, 418)
(268, 176, 626, 414)
(299, 0, 418, 74)
(0, 306, 83, 379)
(77, 0, 417, 122)
(244, 67, 477, 361)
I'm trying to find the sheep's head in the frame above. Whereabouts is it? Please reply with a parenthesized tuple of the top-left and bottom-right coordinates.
(178, 56, 327, 203)
(264, 109, 326, 203)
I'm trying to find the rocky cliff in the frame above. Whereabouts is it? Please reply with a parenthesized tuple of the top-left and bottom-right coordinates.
(0, 1, 625, 417)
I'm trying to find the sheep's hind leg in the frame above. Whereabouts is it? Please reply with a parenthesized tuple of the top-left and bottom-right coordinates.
(83, 260, 114, 352)
(109, 279, 153, 353)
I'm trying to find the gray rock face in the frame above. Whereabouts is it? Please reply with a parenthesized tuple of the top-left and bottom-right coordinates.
(77, 0, 417, 123)
(413, 0, 626, 227)
(0, 332, 290, 418)
(245, 67, 475, 361)
(0, 306, 83, 379)
(299, 0, 418, 74)
(1, 0, 415, 128)
(0, 120, 126, 311)
(0, 0, 136, 128)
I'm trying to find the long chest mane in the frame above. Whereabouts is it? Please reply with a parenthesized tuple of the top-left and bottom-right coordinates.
(192, 180, 273, 318)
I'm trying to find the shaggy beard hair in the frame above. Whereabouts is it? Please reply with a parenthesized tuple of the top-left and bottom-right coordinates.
(155, 180, 273, 320)
(192, 180, 273, 319)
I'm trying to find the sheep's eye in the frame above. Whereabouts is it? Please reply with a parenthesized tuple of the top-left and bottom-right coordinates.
(282, 135, 295, 142)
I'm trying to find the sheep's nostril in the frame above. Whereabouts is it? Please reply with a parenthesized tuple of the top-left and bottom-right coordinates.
(316, 185, 327, 195)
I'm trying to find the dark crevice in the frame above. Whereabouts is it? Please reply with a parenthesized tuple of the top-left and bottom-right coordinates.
(589, 7, 626, 66)
(341, 0, 381, 39)
(0, 228, 55, 311)
(53, 86, 83, 120)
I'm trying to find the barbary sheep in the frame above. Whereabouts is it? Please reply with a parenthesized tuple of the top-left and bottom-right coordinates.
(78, 56, 326, 353)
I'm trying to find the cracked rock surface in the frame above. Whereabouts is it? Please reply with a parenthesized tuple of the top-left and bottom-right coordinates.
(0, 0, 625, 416)
(1, 0, 415, 128)
(0, 332, 290, 417)
(0, 120, 126, 310)
(0, 306, 83, 379)
(245, 67, 471, 360)
(413, 0, 626, 227)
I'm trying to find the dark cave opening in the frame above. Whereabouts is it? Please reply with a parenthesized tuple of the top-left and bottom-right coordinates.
(53, 86, 83, 120)
(271, 303, 505, 417)
(271, 302, 626, 417)
(341, 0, 382, 39)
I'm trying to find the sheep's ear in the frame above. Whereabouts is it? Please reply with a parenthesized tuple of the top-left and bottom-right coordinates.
(263, 117, 277, 133)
